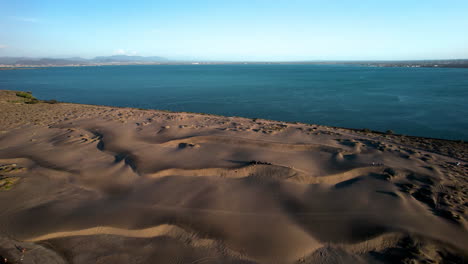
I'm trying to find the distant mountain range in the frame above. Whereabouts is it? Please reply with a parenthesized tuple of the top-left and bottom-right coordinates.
(1, 56, 468, 68)
(0, 55, 169, 66)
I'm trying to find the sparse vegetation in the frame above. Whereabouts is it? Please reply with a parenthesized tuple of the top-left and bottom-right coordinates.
(249, 160, 272, 165)
(0, 177, 19, 190)
(12, 91, 60, 104)
(0, 164, 24, 191)
(15, 91, 41, 104)
(16, 91, 36, 100)
(264, 123, 288, 132)
(43, 99, 59, 104)
(0, 164, 26, 173)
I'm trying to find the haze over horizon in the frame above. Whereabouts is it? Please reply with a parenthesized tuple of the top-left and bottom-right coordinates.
(1, 0, 468, 61)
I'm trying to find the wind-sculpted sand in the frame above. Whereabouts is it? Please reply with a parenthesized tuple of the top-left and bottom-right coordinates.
(0, 90, 467, 264)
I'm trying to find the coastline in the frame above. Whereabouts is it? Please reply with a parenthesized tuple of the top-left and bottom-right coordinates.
(2, 58, 468, 69)
(0, 89, 467, 263)
(2, 89, 466, 160)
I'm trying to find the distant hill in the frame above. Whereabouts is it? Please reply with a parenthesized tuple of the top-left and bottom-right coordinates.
(92, 55, 168, 63)
(1, 56, 468, 68)
(0, 57, 30, 64)
(0, 55, 169, 66)
(14, 58, 87, 66)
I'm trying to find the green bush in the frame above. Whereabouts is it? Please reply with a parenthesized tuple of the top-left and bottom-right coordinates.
(44, 99, 59, 104)
(16, 91, 36, 99)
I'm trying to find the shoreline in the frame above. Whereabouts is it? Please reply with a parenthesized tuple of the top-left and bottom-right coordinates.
(2, 60, 468, 69)
(4, 89, 467, 160)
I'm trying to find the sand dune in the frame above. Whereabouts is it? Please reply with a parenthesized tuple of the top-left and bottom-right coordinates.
(0, 90, 467, 264)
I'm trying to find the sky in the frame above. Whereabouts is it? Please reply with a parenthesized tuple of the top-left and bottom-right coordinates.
(1, 0, 468, 61)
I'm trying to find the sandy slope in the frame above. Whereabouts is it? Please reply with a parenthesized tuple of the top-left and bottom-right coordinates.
(0, 90, 467, 264)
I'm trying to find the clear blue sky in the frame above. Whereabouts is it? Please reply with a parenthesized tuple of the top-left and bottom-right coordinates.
(1, 0, 468, 61)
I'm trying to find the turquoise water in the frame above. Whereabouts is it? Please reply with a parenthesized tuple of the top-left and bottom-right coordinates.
(1, 64, 467, 140)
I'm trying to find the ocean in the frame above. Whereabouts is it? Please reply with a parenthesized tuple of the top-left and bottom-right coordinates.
(1, 64, 467, 140)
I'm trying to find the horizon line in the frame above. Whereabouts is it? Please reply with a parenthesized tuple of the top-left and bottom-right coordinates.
(1, 55, 468, 63)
